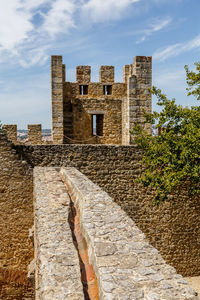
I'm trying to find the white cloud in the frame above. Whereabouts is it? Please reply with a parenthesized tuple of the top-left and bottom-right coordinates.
(82, 0, 140, 22)
(0, 0, 141, 67)
(41, 0, 76, 37)
(0, 1, 33, 53)
(19, 47, 49, 68)
(150, 17, 172, 32)
(153, 34, 200, 61)
(22, 0, 50, 11)
(0, 0, 76, 67)
(136, 16, 172, 43)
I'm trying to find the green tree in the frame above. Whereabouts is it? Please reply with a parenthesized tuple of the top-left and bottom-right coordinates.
(185, 62, 200, 99)
(132, 62, 200, 204)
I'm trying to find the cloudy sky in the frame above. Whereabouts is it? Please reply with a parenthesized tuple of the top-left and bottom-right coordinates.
(0, 0, 199, 129)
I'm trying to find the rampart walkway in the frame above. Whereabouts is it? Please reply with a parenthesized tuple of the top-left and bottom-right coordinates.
(33, 167, 199, 300)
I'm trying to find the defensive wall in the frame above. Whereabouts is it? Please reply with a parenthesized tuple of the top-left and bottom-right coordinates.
(2, 124, 49, 145)
(1, 132, 200, 299)
(1, 53, 200, 298)
(33, 166, 198, 299)
(15, 143, 200, 278)
(0, 132, 34, 299)
(3, 56, 153, 147)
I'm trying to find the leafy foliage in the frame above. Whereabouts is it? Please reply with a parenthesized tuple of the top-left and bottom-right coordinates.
(185, 62, 200, 100)
(132, 63, 200, 204)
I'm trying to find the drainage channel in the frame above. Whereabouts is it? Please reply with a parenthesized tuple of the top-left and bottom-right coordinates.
(68, 199, 99, 300)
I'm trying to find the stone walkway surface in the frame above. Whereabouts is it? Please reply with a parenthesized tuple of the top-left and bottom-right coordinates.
(186, 277, 200, 295)
(33, 166, 199, 300)
(34, 167, 84, 300)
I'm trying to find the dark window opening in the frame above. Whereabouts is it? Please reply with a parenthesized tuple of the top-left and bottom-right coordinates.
(92, 114, 104, 136)
(69, 102, 73, 112)
(103, 85, 112, 95)
(79, 85, 88, 95)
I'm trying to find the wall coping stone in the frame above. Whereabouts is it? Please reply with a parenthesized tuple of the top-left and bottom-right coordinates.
(60, 167, 199, 300)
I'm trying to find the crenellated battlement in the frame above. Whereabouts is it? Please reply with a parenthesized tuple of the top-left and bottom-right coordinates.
(51, 55, 152, 145)
(99, 65, 115, 83)
(2, 124, 52, 145)
(3, 56, 152, 146)
(2, 124, 17, 144)
(52, 55, 152, 85)
(76, 65, 91, 83)
(1, 54, 200, 300)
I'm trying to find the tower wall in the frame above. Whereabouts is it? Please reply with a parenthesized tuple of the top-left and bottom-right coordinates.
(51, 55, 152, 145)
(122, 56, 152, 145)
(51, 56, 64, 144)
(63, 71, 126, 144)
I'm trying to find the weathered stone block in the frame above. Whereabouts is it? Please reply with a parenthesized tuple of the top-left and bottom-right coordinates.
(99, 65, 114, 83)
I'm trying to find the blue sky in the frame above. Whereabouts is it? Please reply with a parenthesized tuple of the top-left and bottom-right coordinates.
(0, 0, 200, 129)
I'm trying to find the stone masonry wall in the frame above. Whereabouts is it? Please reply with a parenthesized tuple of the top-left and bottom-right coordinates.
(60, 167, 199, 300)
(63, 81, 125, 144)
(122, 56, 152, 145)
(0, 133, 34, 299)
(51, 55, 64, 144)
(2, 125, 17, 144)
(28, 124, 42, 145)
(99, 66, 114, 83)
(76, 65, 91, 83)
(52, 55, 152, 145)
(63, 70, 126, 144)
(16, 144, 200, 277)
(3, 124, 53, 145)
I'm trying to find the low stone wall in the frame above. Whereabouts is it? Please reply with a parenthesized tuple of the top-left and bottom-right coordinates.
(60, 167, 198, 299)
(33, 167, 84, 300)
(0, 133, 34, 299)
(16, 144, 200, 277)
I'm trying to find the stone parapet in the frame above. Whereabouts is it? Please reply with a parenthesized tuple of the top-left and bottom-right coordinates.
(60, 167, 198, 300)
(76, 65, 91, 83)
(99, 66, 114, 83)
(2, 124, 17, 144)
(16, 144, 200, 277)
(33, 167, 84, 300)
(2, 124, 52, 145)
(28, 124, 42, 144)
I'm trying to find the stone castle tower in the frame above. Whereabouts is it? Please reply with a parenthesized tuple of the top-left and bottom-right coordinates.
(51, 55, 152, 145)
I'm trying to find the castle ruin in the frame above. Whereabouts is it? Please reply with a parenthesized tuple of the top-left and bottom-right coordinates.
(3, 56, 152, 145)
(0, 56, 199, 300)
(51, 55, 152, 145)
